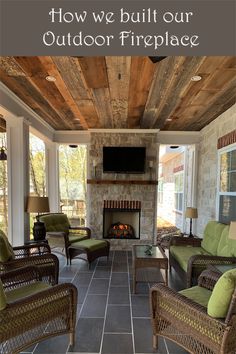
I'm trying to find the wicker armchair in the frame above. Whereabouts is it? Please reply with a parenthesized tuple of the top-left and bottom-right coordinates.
(0, 230, 59, 285)
(39, 213, 91, 263)
(0, 266, 77, 354)
(150, 270, 236, 354)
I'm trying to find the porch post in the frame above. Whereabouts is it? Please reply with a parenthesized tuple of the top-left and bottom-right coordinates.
(6, 116, 29, 245)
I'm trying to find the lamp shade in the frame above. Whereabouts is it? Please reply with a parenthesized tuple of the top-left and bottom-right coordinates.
(185, 207, 198, 219)
(229, 221, 236, 240)
(27, 196, 50, 213)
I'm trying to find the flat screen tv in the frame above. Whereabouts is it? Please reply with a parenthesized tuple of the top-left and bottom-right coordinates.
(103, 147, 146, 174)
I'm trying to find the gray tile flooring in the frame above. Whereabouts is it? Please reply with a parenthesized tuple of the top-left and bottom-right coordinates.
(21, 250, 189, 354)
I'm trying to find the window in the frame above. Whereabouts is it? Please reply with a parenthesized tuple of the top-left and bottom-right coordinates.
(29, 133, 46, 238)
(59, 145, 87, 226)
(158, 178, 164, 204)
(0, 132, 8, 234)
(218, 145, 236, 224)
(174, 171, 184, 212)
(29, 133, 46, 196)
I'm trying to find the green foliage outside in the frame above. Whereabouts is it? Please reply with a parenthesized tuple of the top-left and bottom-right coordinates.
(59, 145, 87, 225)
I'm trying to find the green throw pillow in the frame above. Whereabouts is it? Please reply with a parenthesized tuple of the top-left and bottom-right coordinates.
(0, 279, 7, 310)
(0, 230, 15, 262)
(207, 269, 236, 318)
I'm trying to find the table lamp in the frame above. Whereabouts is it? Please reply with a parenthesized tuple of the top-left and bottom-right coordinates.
(229, 221, 236, 240)
(27, 196, 50, 241)
(185, 207, 198, 237)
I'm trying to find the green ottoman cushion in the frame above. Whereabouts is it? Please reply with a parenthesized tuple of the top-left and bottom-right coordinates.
(72, 239, 108, 251)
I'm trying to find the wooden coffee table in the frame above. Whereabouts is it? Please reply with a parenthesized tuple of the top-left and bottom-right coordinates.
(132, 244, 168, 293)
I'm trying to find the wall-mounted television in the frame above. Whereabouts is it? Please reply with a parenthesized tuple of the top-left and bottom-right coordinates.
(103, 147, 146, 174)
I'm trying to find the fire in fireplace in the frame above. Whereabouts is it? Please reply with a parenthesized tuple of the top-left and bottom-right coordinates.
(103, 200, 141, 239)
(107, 222, 135, 239)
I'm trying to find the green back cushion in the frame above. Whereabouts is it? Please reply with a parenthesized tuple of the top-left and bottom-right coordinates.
(217, 226, 236, 257)
(207, 269, 236, 318)
(179, 286, 212, 308)
(201, 221, 226, 255)
(39, 214, 70, 233)
(0, 230, 15, 262)
(0, 279, 7, 310)
(170, 246, 210, 272)
(6, 282, 50, 303)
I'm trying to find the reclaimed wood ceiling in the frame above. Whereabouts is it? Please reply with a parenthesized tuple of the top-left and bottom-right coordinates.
(0, 56, 235, 131)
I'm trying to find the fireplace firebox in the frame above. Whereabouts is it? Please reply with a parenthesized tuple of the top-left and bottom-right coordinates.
(103, 200, 141, 239)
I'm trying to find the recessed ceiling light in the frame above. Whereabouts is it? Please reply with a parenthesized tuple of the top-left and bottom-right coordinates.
(45, 75, 56, 82)
(166, 118, 172, 122)
(191, 75, 202, 82)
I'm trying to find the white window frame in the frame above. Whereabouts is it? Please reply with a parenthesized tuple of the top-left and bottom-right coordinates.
(216, 142, 236, 222)
(174, 170, 184, 213)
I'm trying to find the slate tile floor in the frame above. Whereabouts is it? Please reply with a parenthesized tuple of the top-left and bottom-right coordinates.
(21, 250, 189, 354)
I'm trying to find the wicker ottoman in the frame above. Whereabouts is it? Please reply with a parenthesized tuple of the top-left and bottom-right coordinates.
(68, 239, 110, 267)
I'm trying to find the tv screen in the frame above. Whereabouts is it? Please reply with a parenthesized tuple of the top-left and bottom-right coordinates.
(103, 147, 146, 174)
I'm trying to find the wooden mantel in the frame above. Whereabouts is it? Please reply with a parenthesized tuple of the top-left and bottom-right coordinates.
(87, 179, 158, 185)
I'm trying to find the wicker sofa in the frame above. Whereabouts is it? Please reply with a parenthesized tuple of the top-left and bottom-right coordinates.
(150, 268, 236, 354)
(169, 221, 236, 287)
(39, 213, 91, 263)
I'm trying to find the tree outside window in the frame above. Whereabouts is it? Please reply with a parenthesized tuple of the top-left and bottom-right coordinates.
(29, 133, 46, 237)
(174, 171, 184, 212)
(59, 145, 87, 226)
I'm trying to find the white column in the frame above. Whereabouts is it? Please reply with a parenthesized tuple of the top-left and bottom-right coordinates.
(46, 141, 60, 212)
(7, 116, 29, 245)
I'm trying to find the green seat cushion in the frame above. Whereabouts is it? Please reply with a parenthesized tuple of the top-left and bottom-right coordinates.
(201, 221, 226, 255)
(39, 214, 70, 233)
(179, 286, 212, 307)
(0, 229, 15, 262)
(170, 246, 210, 272)
(207, 269, 236, 318)
(217, 225, 236, 257)
(71, 239, 108, 252)
(0, 279, 7, 310)
(6, 282, 51, 303)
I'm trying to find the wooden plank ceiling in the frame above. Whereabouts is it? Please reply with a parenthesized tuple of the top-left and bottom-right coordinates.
(0, 56, 235, 132)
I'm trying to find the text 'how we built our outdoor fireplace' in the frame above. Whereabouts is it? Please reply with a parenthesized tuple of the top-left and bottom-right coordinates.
(103, 200, 141, 239)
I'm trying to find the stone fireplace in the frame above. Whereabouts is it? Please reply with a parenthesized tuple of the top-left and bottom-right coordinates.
(103, 200, 141, 239)
(87, 132, 158, 250)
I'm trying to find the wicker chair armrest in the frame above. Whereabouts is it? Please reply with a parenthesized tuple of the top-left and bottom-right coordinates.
(198, 269, 221, 290)
(13, 243, 51, 258)
(188, 255, 236, 269)
(169, 236, 201, 247)
(2, 283, 77, 317)
(0, 266, 41, 290)
(69, 226, 91, 238)
(0, 254, 59, 274)
(150, 284, 226, 341)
